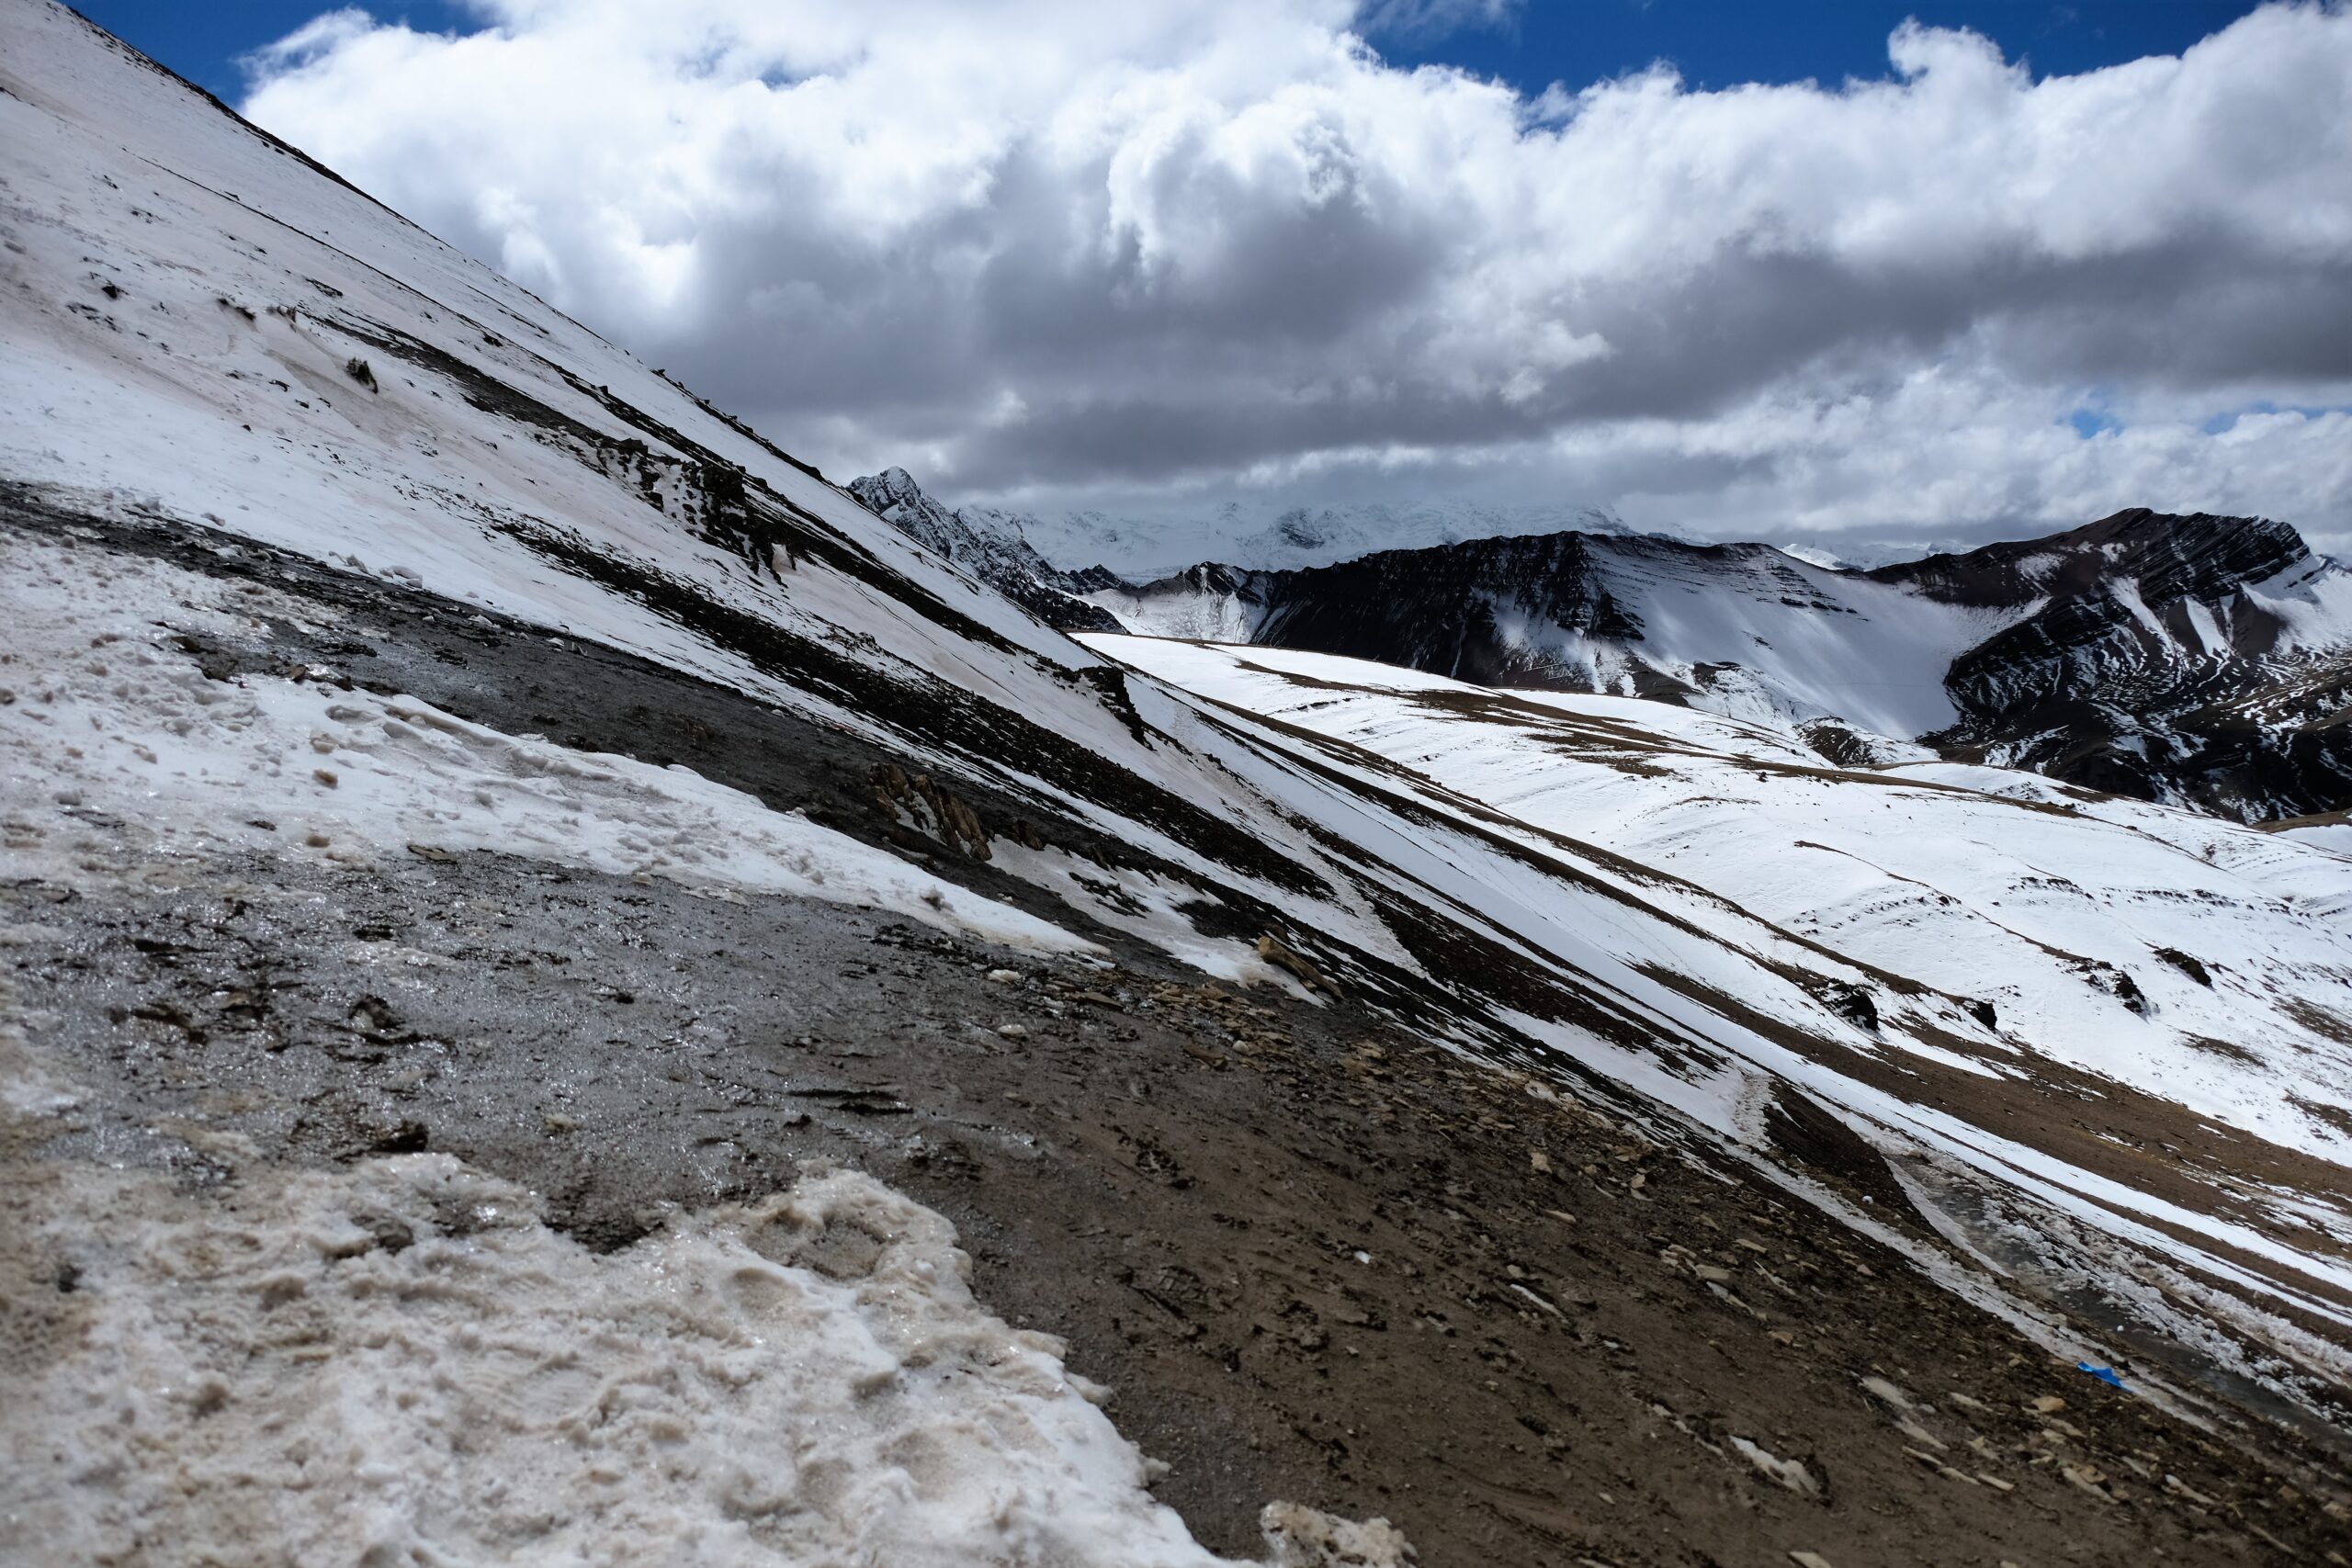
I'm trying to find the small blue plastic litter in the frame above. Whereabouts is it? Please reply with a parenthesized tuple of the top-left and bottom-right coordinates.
(2076, 1361, 2127, 1389)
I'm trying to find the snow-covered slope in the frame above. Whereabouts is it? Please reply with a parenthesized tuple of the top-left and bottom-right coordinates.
(6, 2, 2352, 1532)
(1093, 636, 2352, 1155)
(0, 0, 1426, 996)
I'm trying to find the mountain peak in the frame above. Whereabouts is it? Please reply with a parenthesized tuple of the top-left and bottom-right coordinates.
(866, 465, 924, 501)
(846, 465, 943, 525)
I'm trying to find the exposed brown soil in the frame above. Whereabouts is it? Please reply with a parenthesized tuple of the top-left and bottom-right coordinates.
(9, 850, 2352, 1566)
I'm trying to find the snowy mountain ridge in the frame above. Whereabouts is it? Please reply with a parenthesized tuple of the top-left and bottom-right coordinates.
(852, 468, 2352, 820)
(1023, 494, 1645, 580)
(5, 6, 2352, 1562)
(1084, 506, 2352, 822)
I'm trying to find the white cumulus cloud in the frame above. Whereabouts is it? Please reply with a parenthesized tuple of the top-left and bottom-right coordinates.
(241, 0, 2352, 555)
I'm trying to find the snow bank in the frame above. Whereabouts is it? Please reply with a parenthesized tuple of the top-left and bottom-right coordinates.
(0, 528, 1086, 953)
(0, 1147, 1405, 1566)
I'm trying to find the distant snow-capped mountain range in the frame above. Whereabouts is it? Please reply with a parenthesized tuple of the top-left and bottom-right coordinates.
(852, 468, 2352, 823)
(1031, 495, 1644, 580)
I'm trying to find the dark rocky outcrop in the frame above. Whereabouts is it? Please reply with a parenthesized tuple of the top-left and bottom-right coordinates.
(1876, 511, 2352, 818)
(1248, 534, 1649, 685)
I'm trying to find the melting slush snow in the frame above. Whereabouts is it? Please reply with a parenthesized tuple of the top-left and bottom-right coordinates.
(0, 1150, 1408, 1566)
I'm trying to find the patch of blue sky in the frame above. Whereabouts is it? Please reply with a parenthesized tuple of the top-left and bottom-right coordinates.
(1373, 0, 2266, 95)
(85, 0, 2270, 116)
